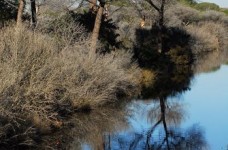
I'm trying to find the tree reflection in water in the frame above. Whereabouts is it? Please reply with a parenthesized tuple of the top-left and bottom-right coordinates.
(36, 49, 228, 150)
(103, 56, 208, 150)
(38, 96, 208, 150)
(104, 97, 208, 150)
(39, 104, 128, 150)
(146, 98, 207, 150)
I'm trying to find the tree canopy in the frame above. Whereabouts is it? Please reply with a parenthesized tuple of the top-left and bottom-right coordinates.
(0, 0, 18, 23)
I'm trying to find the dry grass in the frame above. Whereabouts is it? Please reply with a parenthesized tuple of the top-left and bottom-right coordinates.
(201, 10, 228, 23)
(37, 12, 87, 46)
(165, 4, 228, 59)
(165, 4, 200, 27)
(0, 25, 141, 147)
(186, 21, 227, 55)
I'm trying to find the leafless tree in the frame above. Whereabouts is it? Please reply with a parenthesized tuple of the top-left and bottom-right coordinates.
(3, 0, 18, 8)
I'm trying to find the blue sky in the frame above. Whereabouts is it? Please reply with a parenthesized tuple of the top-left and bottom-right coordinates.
(200, 0, 228, 8)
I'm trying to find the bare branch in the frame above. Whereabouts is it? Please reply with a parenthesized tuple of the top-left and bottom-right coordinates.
(145, 0, 160, 12)
(3, 0, 18, 8)
(109, 5, 124, 17)
(128, 0, 144, 18)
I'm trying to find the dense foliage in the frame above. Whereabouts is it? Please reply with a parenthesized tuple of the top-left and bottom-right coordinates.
(0, 0, 18, 25)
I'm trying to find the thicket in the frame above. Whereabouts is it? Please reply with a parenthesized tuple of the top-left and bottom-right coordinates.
(221, 9, 228, 15)
(128, 1, 227, 98)
(177, 0, 197, 6)
(0, 24, 141, 148)
(165, 4, 228, 56)
(0, 0, 18, 26)
(134, 25, 193, 98)
(194, 2, 220, 11)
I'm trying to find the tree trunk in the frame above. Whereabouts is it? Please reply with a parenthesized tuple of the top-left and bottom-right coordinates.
(160, 97, 170, 150)
(90, 6, 104, 53)
(96, 135, 105, 150)
(17, 0, 24, 26)
(158, 0, 165, 53)
(30, 0, 37, 29)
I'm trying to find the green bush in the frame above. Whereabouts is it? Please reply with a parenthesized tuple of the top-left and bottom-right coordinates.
(177, 0, 197, 6)
(221, 8, 228, 15)
(194, 2, 220, 11)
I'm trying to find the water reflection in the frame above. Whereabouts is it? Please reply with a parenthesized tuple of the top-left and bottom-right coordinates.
(39, 104, 128, 150)
(110, 124, 207, 150)
(140, 55, 193, 99)
(100, 47, 218, 150)
(194, 48, 228, 74)
(100, 91, 209, 150)
(39, 49, 228, 149)
(38, 97, 209, 150)
(113, 49, 208, 149)
(183, 64, 228, 149)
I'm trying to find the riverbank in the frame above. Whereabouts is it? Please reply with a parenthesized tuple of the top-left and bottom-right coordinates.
(0, 25, 141, 148)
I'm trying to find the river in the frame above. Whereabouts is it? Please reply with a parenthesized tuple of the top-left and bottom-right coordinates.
(41, 52, 228, 150)
(97, 64, 227, 150)
(119, 64, 228, 150)
(182, 64, 228, 150)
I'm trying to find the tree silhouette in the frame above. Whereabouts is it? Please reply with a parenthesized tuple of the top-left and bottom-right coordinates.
(0, 0, 17, 26)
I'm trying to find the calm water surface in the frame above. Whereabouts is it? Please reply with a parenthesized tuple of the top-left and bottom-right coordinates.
(126, 64, 228, 150)
(182, 65, 228, 149)
(50, 63, 228, 150)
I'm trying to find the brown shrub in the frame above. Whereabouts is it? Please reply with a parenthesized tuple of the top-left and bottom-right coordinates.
(141, 69, 156, 88)
(165, 4, 200, 27)
(37, 12, 87, 46)
(186, 21, 227, 55)
(201, 10, 228, 23)
(0, 25, 141, 146)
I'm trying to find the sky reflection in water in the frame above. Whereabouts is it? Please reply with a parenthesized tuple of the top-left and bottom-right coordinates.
(126, 65, 228, 150)
(73, 65, 228, 150)
(182, 65, 228, 150)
